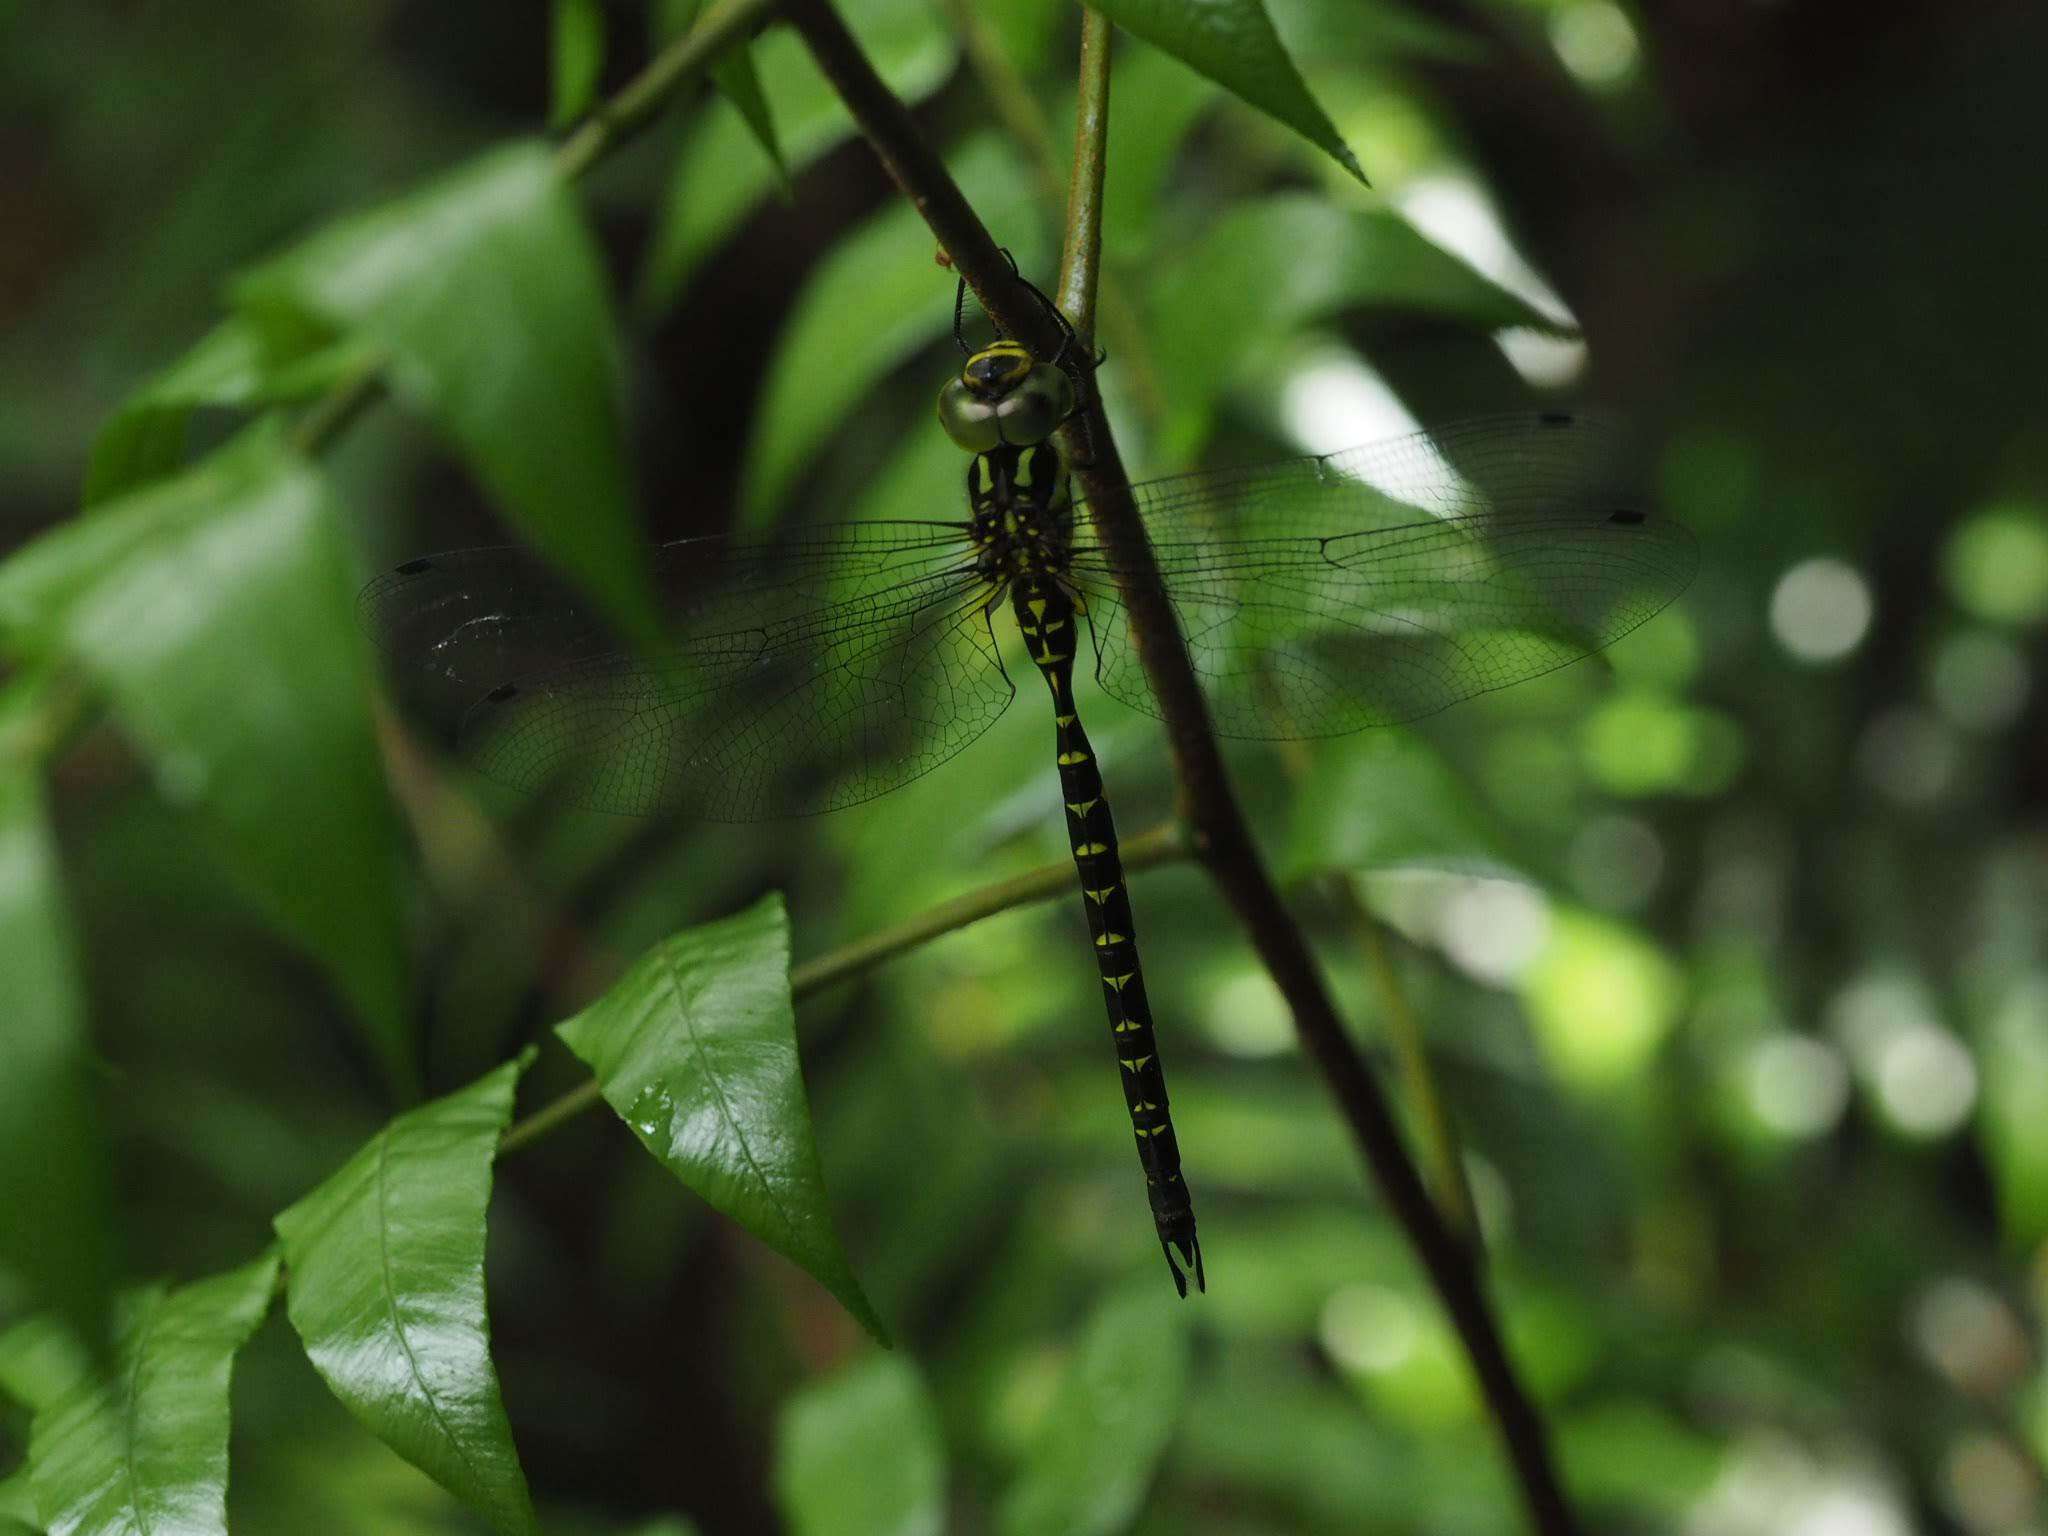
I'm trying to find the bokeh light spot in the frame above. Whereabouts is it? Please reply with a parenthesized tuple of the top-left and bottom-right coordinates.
(1745, 1034, 1850, 1140)
(1580, 693, 1745, 798)
(1320, 1283, 1420, 1375)
(1771, 558, 1874, 664)
(1940, 1431, 2038, 1533)
(1913, 1278, 2031, 1399)
(1875, 1025, 1978, 1139)
(1201, 967, 1295, 1058)
(1944, 501, 2048, 626)
(1520, 910, 1682, 1091)
(1550, 0, 1640, 86)
(1438, 878, 1552, 985)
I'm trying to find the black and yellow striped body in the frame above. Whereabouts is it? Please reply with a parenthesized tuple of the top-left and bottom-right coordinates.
(967, 438, 1205, 1296)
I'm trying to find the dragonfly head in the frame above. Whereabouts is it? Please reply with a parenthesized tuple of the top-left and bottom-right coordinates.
(938, 342, 1076, 452)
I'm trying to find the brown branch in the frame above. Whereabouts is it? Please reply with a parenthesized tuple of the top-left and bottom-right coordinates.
(791, 4, 1580, 1531)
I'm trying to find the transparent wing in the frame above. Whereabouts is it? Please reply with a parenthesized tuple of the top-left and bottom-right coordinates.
(1066, 413, 1697, 739)
(361, 524, 1014, 819)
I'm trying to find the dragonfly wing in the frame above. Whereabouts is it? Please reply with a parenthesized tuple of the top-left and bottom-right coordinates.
(1067, 414, 1697, 739)
(362, 527, 1013, 818)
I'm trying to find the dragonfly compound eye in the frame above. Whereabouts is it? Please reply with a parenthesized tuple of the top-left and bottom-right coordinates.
(938, 362, 1074, 452)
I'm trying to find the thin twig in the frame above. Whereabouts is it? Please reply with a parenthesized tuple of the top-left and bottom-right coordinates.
(789, 4, 1580, 1531)
(939, 0, 1163, 424)
(554, 0, 784, 180)
(791, 820, 1187, 995)
(1344, 878, 1483, 1244)
(1268, 732, 1480, 1248)
(1055, 8, 1111, 343)
(496, 820, 1193, 1156)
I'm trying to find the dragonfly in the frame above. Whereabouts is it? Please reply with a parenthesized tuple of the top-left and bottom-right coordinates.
(361, 293, 1697, 1297)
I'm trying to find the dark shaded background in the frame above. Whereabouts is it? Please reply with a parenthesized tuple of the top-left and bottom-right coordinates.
(4, 0, 2046, 1531)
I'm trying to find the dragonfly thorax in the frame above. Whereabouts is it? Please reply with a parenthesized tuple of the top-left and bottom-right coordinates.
(968, 441, 1070, 588)
(938, 342, 1075, 452)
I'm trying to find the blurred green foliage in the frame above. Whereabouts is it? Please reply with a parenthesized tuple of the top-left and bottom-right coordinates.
(3, 0, 2046, 1533)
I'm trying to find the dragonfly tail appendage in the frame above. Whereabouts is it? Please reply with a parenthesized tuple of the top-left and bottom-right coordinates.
(1013, 576, 1204, 1296)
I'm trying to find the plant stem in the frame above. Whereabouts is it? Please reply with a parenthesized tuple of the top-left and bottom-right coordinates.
(1055, 7, 1111, 344)
(1269, 732, 1481, 1248)
(1345, 877, 1483, 1244)
(938, 0, 1163, 424)
(783, 0, 1072, 364)
(553, 0, 783, 180)
(794, 3, 1579, 1530)
(791, 820, 1187, 996)
(497, 819, 1193, 1156)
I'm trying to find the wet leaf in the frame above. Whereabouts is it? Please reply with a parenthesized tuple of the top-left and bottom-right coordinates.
(237, 143, 657, 642)
(273, 1053, 538, 1536)
(1085, 0, 1366, 184)
(0, 425, 412, 1092)
(557, 894, 886, 1341)
(26, 1251, 279, 1536)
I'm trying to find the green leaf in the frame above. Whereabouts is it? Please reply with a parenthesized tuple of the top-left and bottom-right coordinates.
(0, 425, 412, 1092)
(1084, 0, 1366, 183)
(657, 0, 790, 194)
(774, 1356, 944, 1536)
(0, 1316, 91, 1420)
(26, 1250, 279, 1536)
(1282, 729, 1523, 881)
(273, 1053, 538, 1536)
(1151, 193, 1564, 455)
(711, 47, 787, 187)
(557, 894, 886, 1342)
(998, 1289, 1190, 1536)
(236, 142, 657, 643)
(743, 135, 1038, 522)
(83, 317, 378, 507)
(550, 0, 608, 129)
(0, 682, 115, 1358)
(0, 1469, 37, 1525)
(641, 0, 954, 311)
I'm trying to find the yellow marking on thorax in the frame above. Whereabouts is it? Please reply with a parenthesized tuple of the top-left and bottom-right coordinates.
(1057, 750, 1091, 766)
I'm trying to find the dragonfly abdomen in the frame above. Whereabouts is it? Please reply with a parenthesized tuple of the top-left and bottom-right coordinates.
(1010, 569, 1204, 1297)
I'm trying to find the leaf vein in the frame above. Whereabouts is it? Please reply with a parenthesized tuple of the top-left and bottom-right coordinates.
(375, 1125, 487, 1496)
